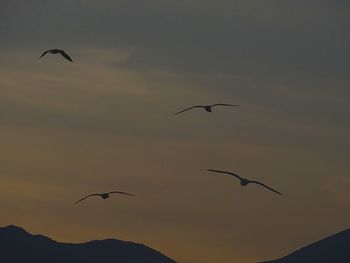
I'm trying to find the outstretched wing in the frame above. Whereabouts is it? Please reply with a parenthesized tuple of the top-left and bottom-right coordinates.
(249, 181, 282, 195)
(59, 50, 73, 62)
(174, 106, 204, 115)
(108, 191, 136, 197)
(211, 103, 239, 107)
(73, 194, 101, 204)
(40, 50, 52, 58)
(207, 169, 243, 180)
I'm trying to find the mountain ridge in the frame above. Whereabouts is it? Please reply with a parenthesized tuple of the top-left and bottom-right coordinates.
(0, 225, 176, 263)
(260, 228, 350, 263)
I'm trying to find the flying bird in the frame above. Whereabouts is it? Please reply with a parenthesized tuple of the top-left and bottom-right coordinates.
(74, 191, 135, 204)
(207, 169, 282, 195)
(175, 104, 239, 115)
(40, 49, 73, 62)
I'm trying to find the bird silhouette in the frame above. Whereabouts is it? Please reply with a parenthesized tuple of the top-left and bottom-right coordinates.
(175, 104, 239, 115)
(74, 191, 135, 204)
(207, 169, 282, 195)
(40, 49, 73, 62)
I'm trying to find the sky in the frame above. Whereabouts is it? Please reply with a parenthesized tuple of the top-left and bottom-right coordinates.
(0, 1, 349, 262)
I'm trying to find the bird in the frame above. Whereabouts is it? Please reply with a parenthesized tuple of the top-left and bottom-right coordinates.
(175, 103, 239, 115)
(40, 49, 73, 62)
(207, 169, 282, 195)
(73, 191, 136, 204)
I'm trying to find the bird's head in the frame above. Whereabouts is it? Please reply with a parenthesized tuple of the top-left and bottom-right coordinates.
(240, 179, 249, 186)
(101, 193, 109, 199)
(204, 106, 212, 112)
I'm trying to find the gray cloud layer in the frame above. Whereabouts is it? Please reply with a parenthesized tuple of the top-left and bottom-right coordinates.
(1, 1, 349, 76)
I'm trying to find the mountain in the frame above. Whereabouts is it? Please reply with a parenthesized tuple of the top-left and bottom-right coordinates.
(261, 228, 350, 263)
(0, 225, 176, 263)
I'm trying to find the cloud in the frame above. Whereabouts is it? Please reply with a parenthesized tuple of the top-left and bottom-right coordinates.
(1, 1, 349, 76)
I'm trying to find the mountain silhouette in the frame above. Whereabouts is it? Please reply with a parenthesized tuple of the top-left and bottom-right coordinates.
(0, 225, 176, 263)
(261, 228, 350, 263)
